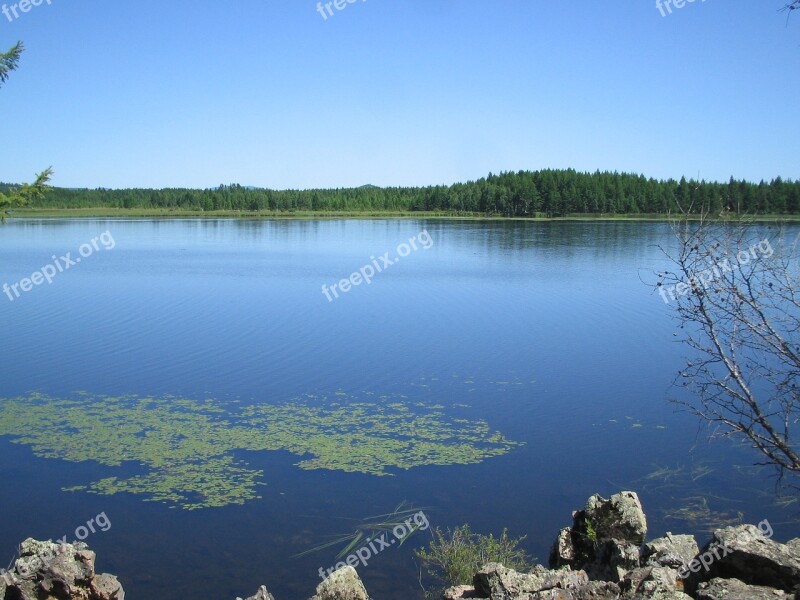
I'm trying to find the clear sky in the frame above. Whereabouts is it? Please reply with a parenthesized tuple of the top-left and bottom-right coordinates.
(1, 1, 799, 189)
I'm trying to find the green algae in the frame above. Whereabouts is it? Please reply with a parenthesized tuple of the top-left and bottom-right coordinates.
(0, 392, 522, 510)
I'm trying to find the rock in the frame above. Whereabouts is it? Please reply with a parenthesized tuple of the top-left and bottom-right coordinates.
(472, 563, 623, 599)
(551, 528, 576, 566)
(695, 577, 793, 599)
(443, 584, 482, 599)
(549, 581, 621, 599)
(309, 566, 370, 600)
(0, 538, 124, 600)
(683, 524, 800, 594)
(91, 573, 126, 600)
(584, 492, 647, 546)
(550, 492, 646, 582)
(474, 563, 589, 598)
(620, 566, 690, 599)
(237, 584, 276, 600)
(628, 592, 690, 600)
(641, 534, 699, 570)
(550, 533, 639, 583)
(592, 539, 641, 582)
(485, 580, 621, 599)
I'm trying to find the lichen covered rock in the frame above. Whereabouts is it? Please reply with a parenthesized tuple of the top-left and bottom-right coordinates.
(0, 538, 123, 600)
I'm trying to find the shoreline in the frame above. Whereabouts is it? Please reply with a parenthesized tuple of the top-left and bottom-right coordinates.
(8, 208, 800, 222)
(3, 491, 797, 600)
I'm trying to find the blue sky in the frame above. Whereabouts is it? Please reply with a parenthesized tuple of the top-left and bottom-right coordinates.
(1, 1, 799, 189)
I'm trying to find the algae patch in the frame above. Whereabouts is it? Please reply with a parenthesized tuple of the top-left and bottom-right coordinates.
(0, 393, 522, 510)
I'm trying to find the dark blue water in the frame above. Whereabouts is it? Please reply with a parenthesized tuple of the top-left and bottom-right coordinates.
(0, 219, 797, 599)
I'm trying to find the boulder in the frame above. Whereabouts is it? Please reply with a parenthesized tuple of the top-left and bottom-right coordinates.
(537, 581, 621, 599)
(683, 524, 800, 594)
(443, 584, 482, 599)
(309, 566, 370, 600)
(551, 528, 576, 566)
(91, 574, 127, 600)
(0, 538, 124, 600)
(474, 563, 589, 598)
(472, 563, 624, 599)
(550, 492, 647, 582)
(695, 577, 793, 599)
(620, 566, 690, 599)
(590, 539, 640, 582)
(584, 492, 647, 545)
(237, 584, 276, 600)
(641, 534, 699, 570)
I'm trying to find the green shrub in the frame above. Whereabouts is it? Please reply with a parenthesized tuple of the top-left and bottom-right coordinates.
(585, 517, 598, 542)
(414, 524, 535, 594)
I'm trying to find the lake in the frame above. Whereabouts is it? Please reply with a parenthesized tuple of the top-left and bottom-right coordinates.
(0, 218, 797, 599)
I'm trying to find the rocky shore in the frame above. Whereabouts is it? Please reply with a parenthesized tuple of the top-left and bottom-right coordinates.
(4, 491, 799, 599)
(0, 538, 124, 600)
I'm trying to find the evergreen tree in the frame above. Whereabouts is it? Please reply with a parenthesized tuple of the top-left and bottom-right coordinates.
(0, 42, 52, 221)
(0, 42, 23, 87)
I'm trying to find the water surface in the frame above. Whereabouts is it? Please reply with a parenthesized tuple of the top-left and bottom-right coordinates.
(0, 219, 796, 599)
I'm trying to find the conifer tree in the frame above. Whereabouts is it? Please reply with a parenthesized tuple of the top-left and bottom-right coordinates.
(0, 42, 52, 221)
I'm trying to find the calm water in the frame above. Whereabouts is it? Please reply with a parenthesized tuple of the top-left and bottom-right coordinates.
(0, 219, 797, 599)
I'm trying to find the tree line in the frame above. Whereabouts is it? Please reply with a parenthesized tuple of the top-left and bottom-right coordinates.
(5, 170, 800, 217)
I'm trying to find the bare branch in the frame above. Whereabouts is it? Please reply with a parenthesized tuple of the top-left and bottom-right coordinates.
(656, 212, 800, 478)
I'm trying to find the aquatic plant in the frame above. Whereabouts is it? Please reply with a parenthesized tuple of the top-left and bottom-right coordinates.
(0, 392, 522, 510)
(294, 501, 427, 559)
(690, 464, 714, 482)
(662, 496, 744, 533)
(644, 464, 684, 483)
